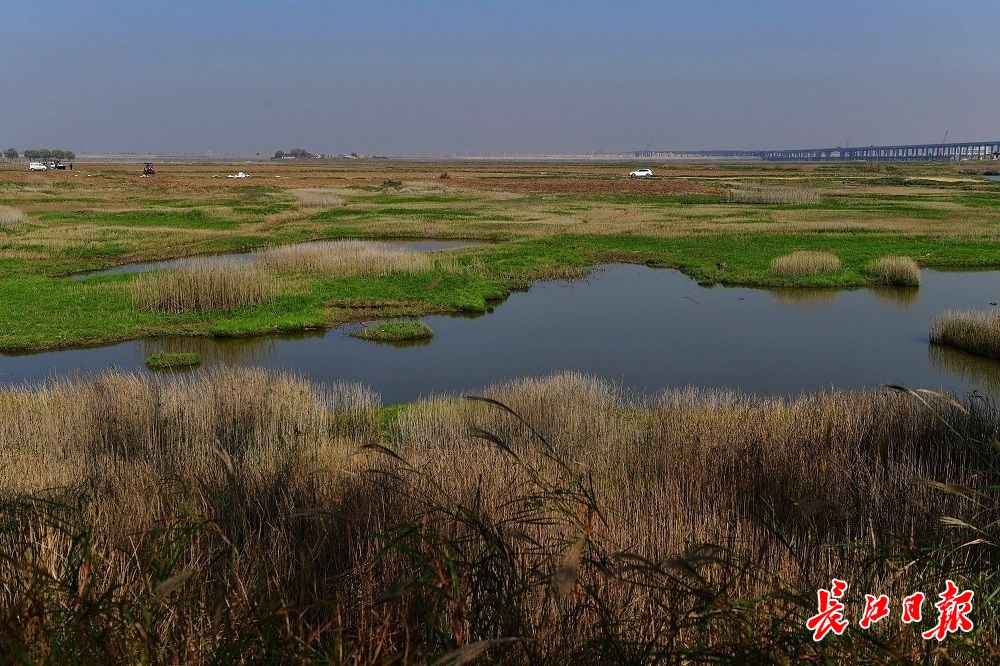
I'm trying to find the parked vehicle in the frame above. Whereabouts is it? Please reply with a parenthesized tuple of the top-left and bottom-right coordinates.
(630, 168, 653, 178)
(29, 162, 47, 171)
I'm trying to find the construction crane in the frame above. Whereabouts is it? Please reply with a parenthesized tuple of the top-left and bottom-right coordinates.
(934, 130, 949, 158)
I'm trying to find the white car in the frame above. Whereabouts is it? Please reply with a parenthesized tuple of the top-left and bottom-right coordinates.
(29, 162, 47, 171)
(227, 171, 250, 178)
(629, 168, 653, 178)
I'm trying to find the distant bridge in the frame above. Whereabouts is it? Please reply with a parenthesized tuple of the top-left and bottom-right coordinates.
(634, 139, 1000, 162)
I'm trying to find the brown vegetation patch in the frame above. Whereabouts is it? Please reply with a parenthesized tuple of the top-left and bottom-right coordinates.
(0, 207, 26, 229)
(255, 240, 435, 275)
(770, 250, 842, 276)
(0, 370, 992, 660)
(462, 176, 725, 196)
(725, 185, 822, 204)
(869, 255, 921, 286)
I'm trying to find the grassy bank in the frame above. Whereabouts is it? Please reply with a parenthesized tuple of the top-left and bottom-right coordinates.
(3, 232, 1000, 352)
(145, 351, 201, 369)
(0, 369, 995, 661)
(352, 320, 434, 342)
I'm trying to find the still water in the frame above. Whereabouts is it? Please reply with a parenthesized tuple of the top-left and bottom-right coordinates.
(4, 265, 999, 402)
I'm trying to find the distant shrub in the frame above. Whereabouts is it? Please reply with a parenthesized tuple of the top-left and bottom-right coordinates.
(130, 261, 276, 313)
(725, 186, 821, 205)
(869, 255, 920, 287)
(930, 309, 1000, 359)
(770, 251, 842, 277)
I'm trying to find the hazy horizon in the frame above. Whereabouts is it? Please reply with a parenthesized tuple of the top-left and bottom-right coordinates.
(6, 1, 1000, 155)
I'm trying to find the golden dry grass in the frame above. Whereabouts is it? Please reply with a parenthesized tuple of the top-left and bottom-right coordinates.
(869, 255, 921, 286)
(725, 185, 822, 204)
(0, 206, 26, 229)
(0, 369, 992, 660)
(255, 240, 435, 276)
(290, 187, 344, 208)
(769, 250, 842, 276)
(930, 308, 1000, 359)
(129, 260, 277, 313)
(0, 368, 378, 495)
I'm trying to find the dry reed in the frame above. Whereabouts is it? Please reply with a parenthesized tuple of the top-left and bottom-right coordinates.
(725, 185, 822, 204)
(0, 369, 993, 660)
(0, 206, 26, 229)
(129, 260, 277, 313)
(869, 255, 921, 287)
(770, 250, 842, 276)
(255, 240, 435, 276)
(291, 188, 343, 208)
(930, 308, 1000, 359)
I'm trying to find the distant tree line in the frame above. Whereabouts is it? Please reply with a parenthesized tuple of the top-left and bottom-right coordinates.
(21, 148, 76, 161)
(3, 148, 17, 161)
(272, 148, 314, 159)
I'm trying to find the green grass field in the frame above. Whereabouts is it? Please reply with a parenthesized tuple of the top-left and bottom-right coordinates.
(1, 160, 999, 351)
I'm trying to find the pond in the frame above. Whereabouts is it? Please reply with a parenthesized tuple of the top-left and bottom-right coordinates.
(71, 239, 478, 278)
(4, 265, 999, 402)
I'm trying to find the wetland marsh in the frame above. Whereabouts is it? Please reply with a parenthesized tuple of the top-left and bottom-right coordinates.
(2, 159, 999, 660)
(2, 160, 999, 398)
(4, 264, 998, 401)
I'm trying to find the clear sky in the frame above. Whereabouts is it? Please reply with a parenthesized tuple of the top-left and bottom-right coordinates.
(5, 1, 999, 155)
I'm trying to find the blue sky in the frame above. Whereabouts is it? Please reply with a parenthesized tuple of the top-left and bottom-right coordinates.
(5, 1, 999, 154)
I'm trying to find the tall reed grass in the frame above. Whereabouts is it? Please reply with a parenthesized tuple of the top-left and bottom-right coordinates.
(255, 240, 435, 276)
(726, 185, 822, 204)
(130, 260, 277, 313)
(0, 370, 994, 661)
(0, 206, 26, 229)
(291, 188, 343, 208)
(869, 255, 921, 287)
(770, 250, 842, 276)
(930, 308, 1000, 359)
(0, 370, 998, 663)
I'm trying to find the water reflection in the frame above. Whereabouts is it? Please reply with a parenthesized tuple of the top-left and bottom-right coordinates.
(870, 286, 920, 310)
(139, 333, 322, 367)
(768, 289, 839, 307)
(928, 344, 1000, 394)
(359, 337, 434, 349)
